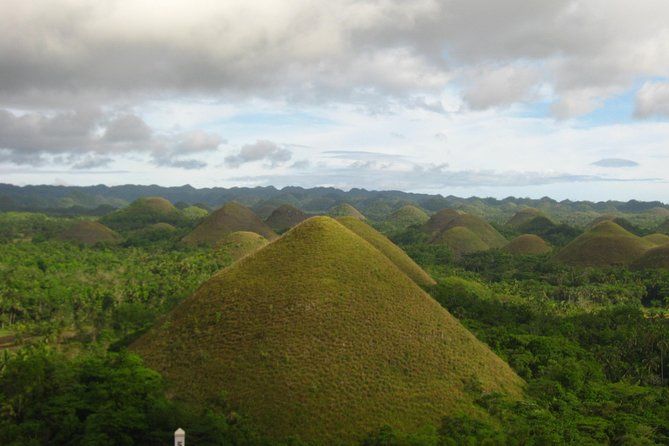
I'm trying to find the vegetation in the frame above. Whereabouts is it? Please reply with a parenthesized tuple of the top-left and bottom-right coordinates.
(182, 202, 278, 246)
(387, 205, 429, 229)
(644, 233, 669, 246)
(503, 234, 551, 256)
(100, 197, 187, 231)
(328, 203, 366, 220)
(633, 245, 669, 270)
(506, 208, 545, 228)
(430, 226, 489, 257)
(264, 204, 308, 233)
(432, 214, 507, 248)
(57, 220, 122, 246)
(421, 208, 460, 235)
(215, 231, 269, 261)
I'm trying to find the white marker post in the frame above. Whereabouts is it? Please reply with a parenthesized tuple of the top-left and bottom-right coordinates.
(174, 428, 185, 446)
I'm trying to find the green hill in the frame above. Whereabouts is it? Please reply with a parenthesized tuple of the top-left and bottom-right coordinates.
(181, 202, 278, 246)
(657, 219, 669, 235)
(182, 205, 209, 220)
(100, 197, 184, 231)
(265, 204, 308, 232)
(132, 217, 523, 443)
(503, 234, 551, 255)
(336, 216, 436, 286)
(57, 220, 121, 245)
(421, 208, 461, 235)
(216, 231, 269, 261)
(432, 214, 507, 248)
(327, 203, 365, 220)
(632, 245, 669, 270)
(431, 226, 489, 257)
(643, 233, 669, 246)
(506, 208, 545, 228)
(555, 221, 653, 267)
(387, 204, 430, 228)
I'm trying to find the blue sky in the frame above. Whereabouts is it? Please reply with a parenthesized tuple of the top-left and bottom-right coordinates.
(1, 0, 668, 201)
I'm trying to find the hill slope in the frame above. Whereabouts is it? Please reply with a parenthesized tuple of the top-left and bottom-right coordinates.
(506, 208, 545, 228)
(421, 208, 460, 235)
(132, 217, 523, 443)
(336, 216, 435, 286)
(431, 226, 489, 257)
(327, 203, 366, 220)
(388, 205, 430, 228)
(632, 245, 669, 270)
(265, 204, 308, 232)
(643, 233, 669, 246)
(503, 234, 551, 255)
(555, 221, 653, 267)
(216, 231, 269, 261)
(57, 220, 121, 245)
(100, 196, 183, 230)
(432, 214, 507, 248)
(182, 202, 278, 246)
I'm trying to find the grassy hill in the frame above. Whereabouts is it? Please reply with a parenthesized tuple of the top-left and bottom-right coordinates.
(132, 217, 523, 443)
(100, 197, 184, 231)
(336, 216, 435, 287)
(265, 204, 308, 233)
(657, 218, 669, 235)
(555, 221, 653, 267)
(387, 204, 430, 228)
(181, 202, 278, 246)
(632, 245, 669, 270)
(432, 214, 507, 248)
(643, 233, 669, 246)
(182, 205, 209, 220)
(506, 208, 545, 228)
(327, 203, 365, 220)
(516, 215, 581, 247)
(57, 220, 122, 245)
(421, 208, 460, 235)
(503, 234, 551, 255)
(431, 226, 489, 257)
(216, 231, 269, 261)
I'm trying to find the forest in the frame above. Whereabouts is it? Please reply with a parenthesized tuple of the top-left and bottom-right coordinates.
(2, 191, 669, 445)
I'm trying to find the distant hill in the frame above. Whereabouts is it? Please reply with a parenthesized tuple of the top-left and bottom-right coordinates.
(555, 221, 653, 267)
(181, 205, 209, 220)
(632, 245, 669, 270)
(431, 226, 489, 257)
(431, 214, 507, 248)
(587, 215, 643, 236)
(336, 216, 435, 287)
(503, 234, 551, 255)
(643, 233, 669, 246)
(421, 208, 460, 235)
(516, 215, 581, 247)
(215, 231, 269, 261)
(132, 216, 522, 443)
(100, 197, 185, 231)
(387, 204, 430, 229)
(182, 202, 278, 246)
(327, 203, 365, 220)
(57, 220, 121, 245)
(657, 219, 669, 235)
(506, 208, 545, 228)
(265, 204, 308, 232)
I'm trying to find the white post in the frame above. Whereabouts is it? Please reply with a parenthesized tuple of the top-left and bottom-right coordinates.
(174, 428, 185, 446)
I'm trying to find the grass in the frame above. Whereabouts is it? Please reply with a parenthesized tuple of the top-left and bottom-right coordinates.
(421, 208, 460, 235)
(555, 221, 654, 267)
(132, 216, 523, 444)
(215, 231, 269, 261)
(181, 202, 278, 246)
(265, 204, 308, 232)
(643, 233, 669, 246)
(57, 220, 122, 245)
(182, 205, 209, 220)
(632, 245, 669, 270)
(503, 234, 551, 256)
(327, 203, 365, 220)
(388, 205, 429, 228)
(336, 216, 435, 287)
(431, 226, 489, 257)
(657, 218, 669, 235)
(101, 196, 185, 231)
(432, 214, 507, 249)
(506, 208, 545, 228)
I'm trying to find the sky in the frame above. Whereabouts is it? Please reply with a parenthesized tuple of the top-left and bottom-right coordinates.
(1, 0, 669, 201)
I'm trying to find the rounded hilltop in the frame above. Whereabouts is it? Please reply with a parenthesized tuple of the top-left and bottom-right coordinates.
(132, 216, 523, 444)
(215, 231, 268, 261)
(555, 221, 653, 267)
(506, 208, 546, 228)
(336, 216, 435, 286)
(57, 220, 121, 245)
(421, 208, 460, 235)
(387, 204, 430, 228)
(632, 245, 669, 270)
(182, 201, 278, 246)
(503, 234, 551, 256)
(265, 204, 308, 233)
(431, 213, 507, 249)
(431, 226, 489, 257)
(327, 203, 365, 220)
(643, 233, 669, 246)
(100, 196, 184, 231)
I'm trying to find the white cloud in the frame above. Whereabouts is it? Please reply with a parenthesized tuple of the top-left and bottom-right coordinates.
(635, 81, 669, 118)
(224, 140, 292, 167)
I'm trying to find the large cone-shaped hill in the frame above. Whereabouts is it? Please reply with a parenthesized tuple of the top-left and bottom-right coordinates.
(132, 217, 523, 443)
(644, 233, 669, 246)
(431, 214, 507, 248)
(265, 204, 308, 232)
(387, 204, 430, 228)
(57, 220, 121, 245)
(555, 221, 653, 267)
(336, 216, 435, 286)
(503, 234, 551, 255)
(431, 226, 489, 257)
(506, 208, 546, 228)
(101, 197, 183, 230)
(632, 245, 669, 270)
(327, 203, 365, 220)
(182, 202, 278, 246)
(216, 231, 269, 261)
(421, 208, 460, 235)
